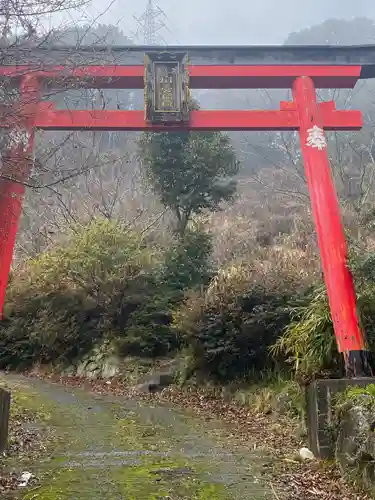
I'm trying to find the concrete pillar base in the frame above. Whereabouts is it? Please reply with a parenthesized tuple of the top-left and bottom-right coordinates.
(306, 377, 375, 458)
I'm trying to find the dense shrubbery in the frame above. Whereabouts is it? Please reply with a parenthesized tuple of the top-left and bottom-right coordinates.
(174, 242, 375, 383)
(174, 248, 312, 382)
(0, 219, 212, 369)
(274, 247, 375, 379)
(272, 286, 339, 379)
(117, 228, 213, 357)
(5, 213, 375, 384)
(0, 290, 103, 370)
(0, 219, 156, 368)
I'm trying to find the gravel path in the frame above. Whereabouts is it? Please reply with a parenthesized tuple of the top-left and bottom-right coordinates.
(0, 375, 275, 499)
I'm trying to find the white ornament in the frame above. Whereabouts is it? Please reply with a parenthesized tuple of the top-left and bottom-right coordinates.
(306, 125, 327, 151)
(8, 128, 30, 151)
(299, 447, 315, 461)
(19, 471, 33, 487)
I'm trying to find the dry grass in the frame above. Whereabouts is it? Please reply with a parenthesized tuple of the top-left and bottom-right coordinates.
(202, 179, 319, 278)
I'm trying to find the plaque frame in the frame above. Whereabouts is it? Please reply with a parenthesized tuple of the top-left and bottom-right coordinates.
(144, 51, 190, 124)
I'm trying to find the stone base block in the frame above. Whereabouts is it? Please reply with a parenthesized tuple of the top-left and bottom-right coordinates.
(0, 388, 10, 452)
(307, 377, 375, 458)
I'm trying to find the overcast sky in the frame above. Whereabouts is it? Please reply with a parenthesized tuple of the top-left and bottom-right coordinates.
(52, 0, 375, 45)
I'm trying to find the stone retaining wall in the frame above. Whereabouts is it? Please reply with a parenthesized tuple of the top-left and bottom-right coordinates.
(64, 342, 120, 379)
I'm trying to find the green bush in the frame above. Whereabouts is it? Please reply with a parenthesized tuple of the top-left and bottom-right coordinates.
(174, 258, 305, 382)
(271, 285, 339, 378)
(273, 248, 375, 379)
(0, 290, 102, 369)
(1, 220, 213, 369)
(120, 229, 213, 357)
(0, 219, 160, 369)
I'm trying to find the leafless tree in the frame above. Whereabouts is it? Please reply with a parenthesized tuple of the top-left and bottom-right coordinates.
(0, 5, 162, 257)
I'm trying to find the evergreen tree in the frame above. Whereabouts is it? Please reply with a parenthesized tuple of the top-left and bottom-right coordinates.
(138, 119, 239, 235)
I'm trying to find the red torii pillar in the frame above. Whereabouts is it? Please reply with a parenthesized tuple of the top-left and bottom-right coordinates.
(293, 76, 371, 377)
(0, 70, 371, 377)
(0, 75, 39, 316)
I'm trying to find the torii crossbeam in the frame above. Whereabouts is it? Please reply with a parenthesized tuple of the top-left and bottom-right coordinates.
(0, 44, 374, 376)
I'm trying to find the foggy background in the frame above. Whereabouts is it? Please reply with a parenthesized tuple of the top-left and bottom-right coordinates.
(51, 0, 375, 45)
(17, 0, 375, 258)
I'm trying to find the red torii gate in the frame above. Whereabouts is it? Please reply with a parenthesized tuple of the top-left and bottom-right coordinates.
(0, 44, 373, 376)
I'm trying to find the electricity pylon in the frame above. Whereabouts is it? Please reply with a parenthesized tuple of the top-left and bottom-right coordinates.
(133, 0, 172, 45)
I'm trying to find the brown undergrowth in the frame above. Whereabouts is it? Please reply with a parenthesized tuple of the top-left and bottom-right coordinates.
(0, 384, 53, 496)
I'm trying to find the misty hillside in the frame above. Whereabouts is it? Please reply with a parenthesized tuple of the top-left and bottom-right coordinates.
(70, 0, 375, 44)
(17, 16, 375, 260)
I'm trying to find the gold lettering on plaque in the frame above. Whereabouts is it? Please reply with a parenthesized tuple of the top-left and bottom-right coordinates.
(154, 63, 179, 112)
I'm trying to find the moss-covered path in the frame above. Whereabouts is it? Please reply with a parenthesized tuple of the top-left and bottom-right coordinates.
(1, 375, 274, 500)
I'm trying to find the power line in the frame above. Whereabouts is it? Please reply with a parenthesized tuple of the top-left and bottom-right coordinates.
(132, 0, 172, 45)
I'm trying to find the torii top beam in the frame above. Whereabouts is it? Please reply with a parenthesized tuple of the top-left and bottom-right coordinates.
(2, 44, 375, 89)
(6, 44, 375, 69)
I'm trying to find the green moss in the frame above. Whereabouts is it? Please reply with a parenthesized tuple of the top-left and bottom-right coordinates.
(23, 460, 229, 500)
(334, 383, 375, 411)
(0, 376, 268, 499)
(22, 469, 113, 499)
(12, 392, 45, 419)
(328, 383, 375, 447)
(113, 461, 229, 499)
(0, 381, 53, 424)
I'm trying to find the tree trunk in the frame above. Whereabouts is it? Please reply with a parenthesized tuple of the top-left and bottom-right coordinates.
(174, 209, 190, 236)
